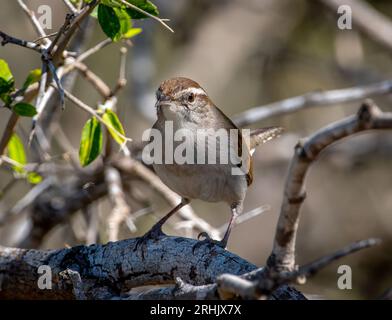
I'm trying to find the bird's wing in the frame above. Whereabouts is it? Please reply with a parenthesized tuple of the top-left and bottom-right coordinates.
(212, 106, 253, 186)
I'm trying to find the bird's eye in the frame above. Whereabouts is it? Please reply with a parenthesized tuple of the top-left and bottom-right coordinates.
(187, 92, 195, 103)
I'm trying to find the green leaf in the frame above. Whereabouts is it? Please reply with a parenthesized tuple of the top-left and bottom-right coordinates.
(90, 6, 98, 18)
(7, 134, 26, 174)
(5, 133, 42, 183)
(0, 59, 13, 82)
(123, 27, 142, 38)
(0, 59, 14, 95)
(101, 0, 122, 7)
(98, 4, 121, 40)
(113, 8, 132, 41)
(0, 93, 12, 105)
(22, 69, 41, 91)
(79, 117, 103, 166)
(12, 102, 37, 117)
(0, 78, 14, 95)
(27, 172, 42, 184)
(102, 109, 126, 145)
(125, 0, 159, 19)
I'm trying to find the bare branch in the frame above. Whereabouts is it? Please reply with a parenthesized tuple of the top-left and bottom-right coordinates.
(296, 238, 381, 280)
(110, 46, 128, 97)
(268, 100, 392, 272)
(0, 237, 257, 299)
(319, 0, 392, 53)
(74, 61, 111, 98)
(233, 80, 392, 126)
(0, 30, 43, 53)
(16, 0, 49, 45)
(62, 0, 78, 14)
(75, 38, 112, 64)
(61, 88, 132, 144)
(47, 13, 76, 55)
(35, 62, 48, 111)
(52, 0, 99, 64)
(105, 166, 134, 241)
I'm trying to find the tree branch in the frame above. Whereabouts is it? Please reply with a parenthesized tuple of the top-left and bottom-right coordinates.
(267, 100, 392, 272)
(319, 0, 392, 54)
(0, 237, 258, 299)
(233, 80, 392, 126)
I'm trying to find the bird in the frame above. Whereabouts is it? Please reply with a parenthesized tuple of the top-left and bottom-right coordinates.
(135, 77, 282, 254)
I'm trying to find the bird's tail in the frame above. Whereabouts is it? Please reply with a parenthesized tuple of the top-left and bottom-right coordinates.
(249, 126, 284, 155)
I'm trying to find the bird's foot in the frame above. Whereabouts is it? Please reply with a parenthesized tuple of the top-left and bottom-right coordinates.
(192, 232, 226, 254)
(134, 224, 166, 259)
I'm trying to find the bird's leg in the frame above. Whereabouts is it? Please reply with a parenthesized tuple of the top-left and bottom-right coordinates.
(219, 206, 239, 248)
(134, 198, 190, 257)
(193, 205, 239, 252)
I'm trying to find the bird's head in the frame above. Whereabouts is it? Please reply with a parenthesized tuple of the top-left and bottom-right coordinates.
(155, 77, 211, 124)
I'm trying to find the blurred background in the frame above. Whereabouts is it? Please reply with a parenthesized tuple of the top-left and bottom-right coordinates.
(0, 0, 391, 299)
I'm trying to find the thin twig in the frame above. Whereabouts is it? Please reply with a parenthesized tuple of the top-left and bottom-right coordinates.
(119, 0, 174, 33)
(110, 47, 128, 97)
(16, 0, 50, 46)
(296, 238, 381, 280)
(33, 32, 59, 44)
(46, 60, 65, 109)
(61, 87, 132, 144)
(62, 0, 78, 14)
(217, 205, 270, 235)
(76, 38, 112, 64)
(35, 62, 48, 110)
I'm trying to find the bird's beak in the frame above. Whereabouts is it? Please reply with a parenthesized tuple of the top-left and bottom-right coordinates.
(155, 99, 175, 114)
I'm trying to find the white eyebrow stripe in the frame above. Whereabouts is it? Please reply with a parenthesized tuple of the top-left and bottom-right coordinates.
(176, 87, 207, 97)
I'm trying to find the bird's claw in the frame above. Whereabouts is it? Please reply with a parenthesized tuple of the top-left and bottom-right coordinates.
(134, 225, 166, 259)
(192, 232, 226, 254)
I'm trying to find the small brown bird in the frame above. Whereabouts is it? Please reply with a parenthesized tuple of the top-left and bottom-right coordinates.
(135, 77, 282, 252)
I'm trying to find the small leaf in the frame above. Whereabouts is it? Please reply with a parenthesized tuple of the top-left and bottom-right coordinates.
(22, 69, 41, 91)
(125, 0, 159, 19)
(79, 117, 103, 166)
(98, 4, 121, 40)
(0, 59, 14, 95)
(7, 133, 26, 174)
(0, 78, 14, 95)
(27, 172, 43, 184)
(100, 0, 122, 7)
(123, 27, 142, 38)
(0, 93, 12, 105)
(12, 102, 37, 117)
(113, 8, 132, 41)
(102, 109, 126, 145)
(90, 6, 98, 18)
(0, 59, 13, 82)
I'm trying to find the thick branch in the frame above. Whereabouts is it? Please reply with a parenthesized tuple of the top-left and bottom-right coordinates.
(0, 237, 256, 299)
(268, 100, 392, 272)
